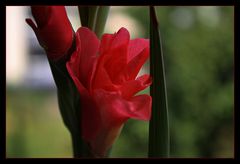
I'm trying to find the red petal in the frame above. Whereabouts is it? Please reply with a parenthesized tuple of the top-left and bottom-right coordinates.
(93, 89, 152, 126)
(66, 27, 99, 90)
(27, 6, 73, 60)
(81, 94, 101, 142)
(66, 46, 101, 142)
(104, 28, 130, 84)
(125, 46, 149, 80)
(128, 94, 152, 121)
(66, 36, 86, 95)
(77, 27, 100, 89)
(113, 39, 149, 83)
(99, 27, 130, 55)
(93, 27, 130, 89)
(127, 38, 149, 62)
(67, 63, 101, 142)
(104, 46, 128, 84)
(121, 74, 152, 99)
(66, 28, 101, 142)
(67, 74, 102, 143)
(99, 34, 114, 54)
(90, 89, 151, 155)
(92, 63, 119, 92)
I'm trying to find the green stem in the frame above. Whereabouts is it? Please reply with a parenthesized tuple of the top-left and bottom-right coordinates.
(78, 6, 110, 38)
(48, 36, 94, 158)
(71, 131, 93, 158)
(148, 6, 170, 157)
(88, 6, 99, 31)
(78, 6, 89, 27)
(94, 6, 110, 38)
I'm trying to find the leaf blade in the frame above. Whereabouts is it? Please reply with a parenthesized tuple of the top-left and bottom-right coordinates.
(148, 6, 170, 158)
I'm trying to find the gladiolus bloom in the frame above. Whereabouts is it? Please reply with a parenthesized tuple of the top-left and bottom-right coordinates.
(66, 27, 152, 157)
(26, 6, 74, 61)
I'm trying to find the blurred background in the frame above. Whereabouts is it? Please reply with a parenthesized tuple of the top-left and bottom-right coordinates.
(6, 6, 234, 158)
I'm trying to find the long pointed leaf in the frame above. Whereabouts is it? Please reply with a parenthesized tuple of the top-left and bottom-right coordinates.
(148, 6, 170, 157)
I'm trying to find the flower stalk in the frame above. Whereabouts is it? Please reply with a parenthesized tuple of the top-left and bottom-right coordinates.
(27, 6, 152, 158)
(78, 6, 110, 38)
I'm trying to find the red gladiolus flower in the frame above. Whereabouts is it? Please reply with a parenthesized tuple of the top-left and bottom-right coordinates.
(66, 27, 152, 157)
(26, 6, 74, 61)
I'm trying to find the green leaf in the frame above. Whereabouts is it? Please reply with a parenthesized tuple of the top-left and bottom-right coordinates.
(78, 6, 99, 31)
(49, 61, 79, 133)
(78, 6, 89, 27)
(88, 6, 99, 31)
(148, 6, 170, 157)
(94, 6, 110, 38)
(78, 6, 110, 39)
